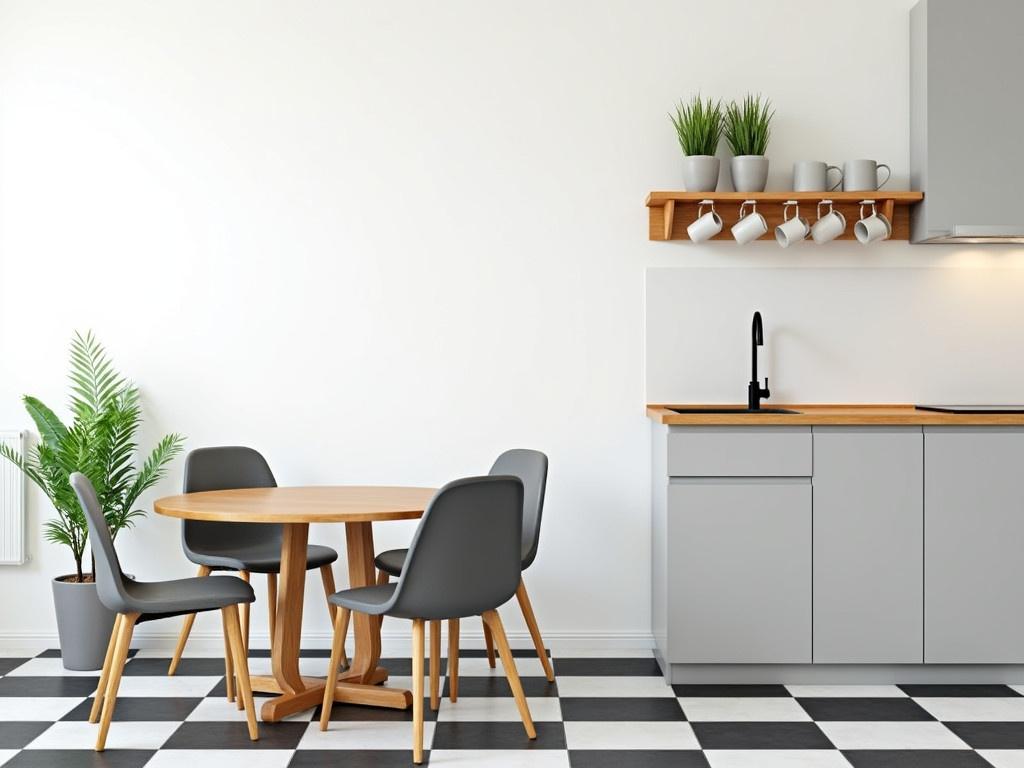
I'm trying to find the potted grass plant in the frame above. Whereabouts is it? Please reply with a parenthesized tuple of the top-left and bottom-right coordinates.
(670, 94, 724, 192)
(0, 332, 184, 670)
(724, 93, 775, 192)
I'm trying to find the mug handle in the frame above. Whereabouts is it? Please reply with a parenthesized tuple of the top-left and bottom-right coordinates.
(876, 164, 891, 189)
(826, 165, 843, 191)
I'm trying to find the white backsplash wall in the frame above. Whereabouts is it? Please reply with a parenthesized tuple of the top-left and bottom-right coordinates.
(2, 0, 1024, 649)
(646, 267, 1024, 405)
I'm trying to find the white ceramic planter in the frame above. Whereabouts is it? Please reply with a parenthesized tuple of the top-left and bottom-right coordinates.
(682, 155, 720, 193)
(731, 155, 770, 193)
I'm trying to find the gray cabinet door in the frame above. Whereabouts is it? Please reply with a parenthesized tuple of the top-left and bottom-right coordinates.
(812, 427, 923, 663)
(668, 480, 811, 663)
(925, 427, 1024, 663)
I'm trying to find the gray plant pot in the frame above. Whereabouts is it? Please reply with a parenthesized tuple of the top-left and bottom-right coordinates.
(731, 155, 770, 192)
(52, 576, 117, 671)
(681, 155, 720, 192)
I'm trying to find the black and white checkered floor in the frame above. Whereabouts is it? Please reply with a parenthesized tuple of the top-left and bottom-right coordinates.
(2, 647, 1024, 767)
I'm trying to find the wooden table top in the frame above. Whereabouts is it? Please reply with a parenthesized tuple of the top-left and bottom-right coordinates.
(647, 404, 1024, 426)
(154, 485, 438, 524)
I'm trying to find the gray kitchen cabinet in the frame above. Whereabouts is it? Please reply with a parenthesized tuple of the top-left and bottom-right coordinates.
(925, 427, 1024, 663)
(812, 427, 923, 663)
(667, 480, 812, 663)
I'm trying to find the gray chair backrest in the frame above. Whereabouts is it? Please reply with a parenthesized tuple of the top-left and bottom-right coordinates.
(389, 475, 523, 620)
(182, 447, 280, 553)
(69, 473, 132, 614)
(489, 449, 548, 569)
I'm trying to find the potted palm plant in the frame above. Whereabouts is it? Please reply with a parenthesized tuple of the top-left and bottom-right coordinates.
(1, 332, 184, 670)
(725, 93, 775, 192)
(670, 94, 724, 193)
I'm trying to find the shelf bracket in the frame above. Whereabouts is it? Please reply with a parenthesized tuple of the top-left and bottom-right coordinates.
(662, 200, 675, 240)
(880, 198, 895, 224)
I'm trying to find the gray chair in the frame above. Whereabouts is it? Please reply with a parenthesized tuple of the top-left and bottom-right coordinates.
(320, 475, 535, 764)
(69, 473, 258, 751)
(372, 449, 552, 709)
(168, 446, 344, 680)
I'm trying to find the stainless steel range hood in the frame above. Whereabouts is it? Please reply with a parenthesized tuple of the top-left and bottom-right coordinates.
(909, 0, 1024, 244)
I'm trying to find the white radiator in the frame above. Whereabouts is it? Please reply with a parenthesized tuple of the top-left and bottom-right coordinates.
(0, 431, 26, 564)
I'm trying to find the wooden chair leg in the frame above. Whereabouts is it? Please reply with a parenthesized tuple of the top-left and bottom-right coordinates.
(429, 619, 441, 711)
(448, 618, 460, 702)
(266, 572, 277, 654)
(320, 565, 345, 666)
(482, 609, 536, 739)
(482, 616, 496, 668)
(239, 570, 251, 655)
(89, 614, 122, 723)
(95, 612, 138, 751)
(221, 609, 235, 703)
(168, 564, 211, 675)
(412, 619, 425, 764)
(516, 579, 554, 682)
(376, 569, 389, 585)
(319, 605, 349, 730)
(223, 605, 258, 741)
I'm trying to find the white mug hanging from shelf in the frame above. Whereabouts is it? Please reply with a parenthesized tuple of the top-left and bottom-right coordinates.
(855, 200, 891, 244)
(775, 200, 810, 247)
(731, 200, 768, 244)
(687, 200, 723, 243)
(811, 199, 847, 244)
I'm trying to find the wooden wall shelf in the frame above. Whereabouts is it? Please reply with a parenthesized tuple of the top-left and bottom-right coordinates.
(646, 191, 924, 242)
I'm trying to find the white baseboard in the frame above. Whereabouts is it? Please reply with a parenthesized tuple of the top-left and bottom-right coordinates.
(0, 629, 655, 655)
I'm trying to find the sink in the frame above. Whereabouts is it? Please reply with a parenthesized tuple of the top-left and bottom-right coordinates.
(668, 407, 801, 415)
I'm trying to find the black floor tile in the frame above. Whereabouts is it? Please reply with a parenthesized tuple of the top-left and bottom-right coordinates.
(0, 676, 99, 697)
(569, 750, 711, 767)
(123, 657, 227, 676)
(377, 658, 446, 677)
(692, 721, 834, 749)
(555, 658, 663, 677)
(289, 751, 426, 767)
(443, 676, 558, 698)
(4, 749, 154, 768)
(673, 684, 791, 698)
(899, 684, 1022, 698)
(560, 697, 685, 721)
(63, 697, 203, 721)
(797, 697, 935, 721)
(36, 648, 138, 661)
(430, 721, 566, 749)
(843, 750, 992, 767)
(162, 720, 309, 749)
(0, 722, 51, 749)
(458, 648, 551, 658)
(314, 699, 438, 722)
(944, 721, 1024, 749)
(0, 658, 29, 676)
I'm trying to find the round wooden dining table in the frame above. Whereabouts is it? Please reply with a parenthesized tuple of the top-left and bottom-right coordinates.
(154, 485, 436, 722)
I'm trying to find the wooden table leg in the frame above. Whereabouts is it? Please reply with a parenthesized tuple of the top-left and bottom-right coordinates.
(339, 521, 383, 684)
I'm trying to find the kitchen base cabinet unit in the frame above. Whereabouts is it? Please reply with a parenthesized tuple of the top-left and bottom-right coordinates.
(650, 409, 1024, 683)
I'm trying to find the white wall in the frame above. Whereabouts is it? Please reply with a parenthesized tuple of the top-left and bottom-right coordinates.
(1, 0, 1018, 649)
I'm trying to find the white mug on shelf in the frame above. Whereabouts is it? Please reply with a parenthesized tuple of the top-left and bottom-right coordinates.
(731, 200, 768, 245)
(854, 200, 892, 244)
(775, 201, 810, 247)
(811, 200, 847, 244)
(843, 159, 891, 191)
(793, 161, 843, 192)
(687, 200, 724, 243)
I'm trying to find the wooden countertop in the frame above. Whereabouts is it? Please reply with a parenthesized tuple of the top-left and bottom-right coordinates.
(647, 404, 1024, 426)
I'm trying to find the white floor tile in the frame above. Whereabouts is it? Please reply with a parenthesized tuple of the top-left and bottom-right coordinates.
(0, 697, 84, 721)
(185, 696, 311, 722)
(1013, 685, 1024, 697)
(915, 697, 1024, 721)
(564, 721, 699, 750)
(784, 685, 906, 698)
(297, 719, 435, 750)
(114, 676, 221, 697)
(0, 750, 18, 768)
(134, 648, 226, 659)
(4, 658, 101, 677)
(244, 657, 332, 678)
(25, 721, 179, 750)
(705, 750, 853, 768)
(554, 676, 674, 698)
(978, 750, 1024, 768)
(817, 721, 969, 750)
(427, 751, 571, 767)
(436, 696, 561, 722)
(144, 750, 295, 768)
(456, 656, 549, 677)
(679, 697, 811, 722)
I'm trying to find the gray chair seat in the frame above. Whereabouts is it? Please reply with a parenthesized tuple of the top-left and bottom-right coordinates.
(124, 575, 255, 620)
(329, 583, 397, 616)
(373, 548, 407, 578)
(189, 542, 338, 574)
